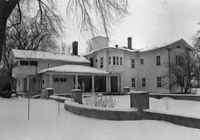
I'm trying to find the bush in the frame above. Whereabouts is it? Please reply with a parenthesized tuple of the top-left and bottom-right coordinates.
(84, 94, 116, 108)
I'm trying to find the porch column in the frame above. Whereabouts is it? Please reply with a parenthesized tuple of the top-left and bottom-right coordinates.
(27, 77, 30, 92)
(75, 74, 79, 89)
(91, 75, 95, 93)
(106, 76, 111, 92)
(118, 75, 121, 92)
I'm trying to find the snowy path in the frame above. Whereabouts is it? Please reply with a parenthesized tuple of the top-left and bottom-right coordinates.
(0, 98, 200, 140)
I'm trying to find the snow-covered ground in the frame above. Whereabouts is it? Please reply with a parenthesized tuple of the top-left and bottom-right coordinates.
(150, 97, 200, 118)
(1, 97, 200, 140)
(84, 95, 200, 118)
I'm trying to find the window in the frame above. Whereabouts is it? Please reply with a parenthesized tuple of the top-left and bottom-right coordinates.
(54, 78, 59, 82)
(140, 58, 144, 64)
(156, 55, 160, 65)
(120, 57, 122, 65)
(157, 77, 162, 88)
(113, 56, 116, 65)
(131, 78, 135, 88)
(90, 58, 94, 67)
(176, 55, 184, 65)
(109, 56, 111, 65)
(20, 60, 37, 66)
(54, 77, 67, 83)
(95, 59, 98, 66)
(30, 61, 38, 66)
(20, 61, 28, 66)
(116, 57, 119, 65)
(131, 59, 135, 68)
(100, 57, 104, 68)
(60, 78, 67, 82)
(142, 78, 146, 87)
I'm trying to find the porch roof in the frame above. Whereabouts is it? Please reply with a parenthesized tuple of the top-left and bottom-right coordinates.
(39, 65, 108, 75)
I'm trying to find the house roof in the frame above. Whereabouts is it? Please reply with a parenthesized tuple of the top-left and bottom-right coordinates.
(85, 39, 193, 56)
(39, 65, 108, 75)
(12, 49, 90, 64)
(140, 39, 193, 52)
(85, 47, 138, 56)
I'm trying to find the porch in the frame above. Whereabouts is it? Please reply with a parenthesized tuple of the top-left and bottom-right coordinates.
(39, 65, 121, 94)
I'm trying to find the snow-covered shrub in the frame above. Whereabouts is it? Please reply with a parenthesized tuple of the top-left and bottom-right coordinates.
(84, 94, 116, 108)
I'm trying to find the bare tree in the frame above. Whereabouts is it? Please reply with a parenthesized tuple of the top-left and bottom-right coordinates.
(6, 9, 59, 51)
(2, 1, 60, 78)
(191, 32, 200, 87)
(169, 53, 197, 93)
(0, 0, 128, 62)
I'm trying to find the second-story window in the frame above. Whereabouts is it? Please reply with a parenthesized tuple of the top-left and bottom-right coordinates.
(113, 56, 116, 65)
(120, 57, 122, 65)
(131, 78, 136, 88)
(156, 55, 160, 65)
(176, 55, 184, 65)
(140, 58, 144, 64)
(100, 57, 104, 68)
(142, 78, 146, 87)
(116, 57, 119, 65)
(131, 59, 135, 68)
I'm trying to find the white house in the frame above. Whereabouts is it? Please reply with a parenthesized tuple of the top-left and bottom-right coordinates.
(11, 37, 193, 95)
(11, 42, 109, 94)
(85, 37, 193, 93)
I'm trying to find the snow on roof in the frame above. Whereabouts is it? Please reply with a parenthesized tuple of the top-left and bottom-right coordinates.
(85, 39, 193, 56)
(39, 65, 108, 75)
(85, 47, 138, 56)
(12, 49, 89, 64)
(140, 39, 193, 52)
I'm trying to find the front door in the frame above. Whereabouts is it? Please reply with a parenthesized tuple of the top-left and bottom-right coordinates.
(111, 76, 118, 92)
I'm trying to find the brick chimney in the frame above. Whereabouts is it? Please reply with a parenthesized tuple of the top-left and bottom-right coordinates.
(127, 37, 132, 50)
(72, 41, 78, 55)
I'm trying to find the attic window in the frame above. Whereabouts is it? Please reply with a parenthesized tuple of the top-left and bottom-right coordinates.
(176, 46, 181, 48)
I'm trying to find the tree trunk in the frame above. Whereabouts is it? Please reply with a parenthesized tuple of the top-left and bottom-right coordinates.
(0, 0, 18, 62)
(0, 18, 7, 62)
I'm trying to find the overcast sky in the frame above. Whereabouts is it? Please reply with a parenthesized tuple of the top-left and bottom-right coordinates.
(58, 0, 200, 54)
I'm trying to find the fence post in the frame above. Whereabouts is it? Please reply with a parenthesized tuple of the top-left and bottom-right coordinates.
(129, 91, 149, 112)
(72, 89, 82, 104)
